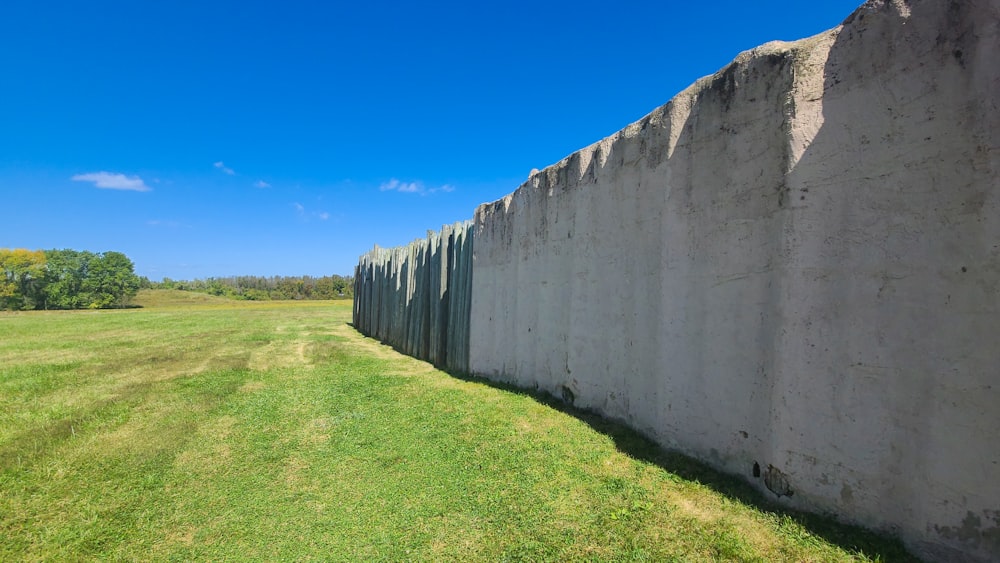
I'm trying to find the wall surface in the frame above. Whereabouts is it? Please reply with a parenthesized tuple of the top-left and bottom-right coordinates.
(354, 221, 473, 372)
(469, 0, 999, 560)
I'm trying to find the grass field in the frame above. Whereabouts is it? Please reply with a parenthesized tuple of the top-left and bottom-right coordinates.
(0, 290, 915, 561)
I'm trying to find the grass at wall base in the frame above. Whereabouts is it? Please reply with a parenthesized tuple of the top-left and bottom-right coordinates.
(0, 290, 915, 561)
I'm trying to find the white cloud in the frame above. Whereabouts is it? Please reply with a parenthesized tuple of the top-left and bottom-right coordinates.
(379, 178, 455, 195)
(214, 161, 236, 175)
(254, 180, 271, 188)
(292, 202, 329, 222)
(71, 171, 151, 192)
(379, 178, 420, 192)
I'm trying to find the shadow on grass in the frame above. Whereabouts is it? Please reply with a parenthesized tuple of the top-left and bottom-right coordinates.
(343, 321, 917, 560)
(443, 368, 920, 563)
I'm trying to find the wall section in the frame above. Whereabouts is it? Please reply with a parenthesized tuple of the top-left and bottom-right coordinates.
(469, 1, 999, 560)
(354, 221, 473, 372)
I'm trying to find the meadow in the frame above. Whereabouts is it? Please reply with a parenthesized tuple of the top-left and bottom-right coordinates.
(0, 290, 915, 561)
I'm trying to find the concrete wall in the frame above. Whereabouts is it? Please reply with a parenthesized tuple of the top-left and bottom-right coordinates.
(469, 1, 999, 560)
(354, 221, 473, 372)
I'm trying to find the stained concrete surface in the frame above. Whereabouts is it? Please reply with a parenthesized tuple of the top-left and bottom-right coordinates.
(469, 1, 999, 560)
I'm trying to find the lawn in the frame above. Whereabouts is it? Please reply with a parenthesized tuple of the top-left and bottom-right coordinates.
(0, 290, 915, 561)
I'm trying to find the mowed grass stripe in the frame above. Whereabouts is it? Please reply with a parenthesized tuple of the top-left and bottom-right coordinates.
(0, 290, 914, 561)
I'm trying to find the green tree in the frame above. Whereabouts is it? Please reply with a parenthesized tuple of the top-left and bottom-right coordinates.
(82, 251, 141, 308)
(42, 249, 95, 309)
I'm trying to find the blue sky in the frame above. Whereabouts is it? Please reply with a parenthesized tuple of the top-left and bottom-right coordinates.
(1, 0, 863, 280)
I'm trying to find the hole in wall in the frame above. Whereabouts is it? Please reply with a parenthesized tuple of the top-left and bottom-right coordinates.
(764, 464, 794, 497)
(753, 461, 761, 478)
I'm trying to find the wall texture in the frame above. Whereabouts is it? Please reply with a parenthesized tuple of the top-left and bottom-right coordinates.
(354, 221, 473, 372)
(469, 0, 998, 561)
(353, 0, 998, 560)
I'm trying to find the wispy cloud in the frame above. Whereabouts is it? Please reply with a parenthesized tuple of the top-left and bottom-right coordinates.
(71, 171, 151, 192)
(214, 161, 236, 175)
(254, 180, 271, 188)
(379, 178, 420, 193)
(293, 202, 330, 221)
(379, 178, 455, 195)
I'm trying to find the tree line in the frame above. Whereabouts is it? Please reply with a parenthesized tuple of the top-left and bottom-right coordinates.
(1, 247, 354, 310)
(152, 274, 354, 301)
(0, 248, 142, 310)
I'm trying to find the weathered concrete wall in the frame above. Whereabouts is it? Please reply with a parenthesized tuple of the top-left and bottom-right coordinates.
(354, 221, 473, 372)
(469, 0, 999, 560)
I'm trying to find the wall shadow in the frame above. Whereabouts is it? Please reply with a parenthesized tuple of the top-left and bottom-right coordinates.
(443, 367, 920, 562)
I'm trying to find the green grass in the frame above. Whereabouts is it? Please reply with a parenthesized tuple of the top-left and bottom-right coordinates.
(0, 290, 916, 561)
